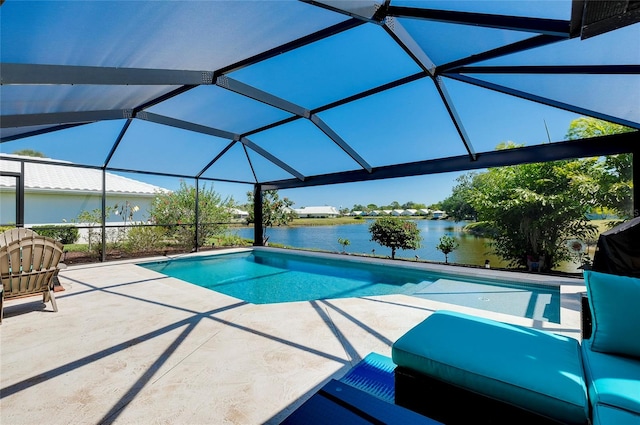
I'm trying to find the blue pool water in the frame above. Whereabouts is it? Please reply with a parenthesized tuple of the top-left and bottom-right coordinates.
(139, 250, 560, 323)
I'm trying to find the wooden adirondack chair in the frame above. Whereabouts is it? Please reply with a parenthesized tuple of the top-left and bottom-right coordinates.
(0, 235, 64, 323)
(0, 228, 36, 247)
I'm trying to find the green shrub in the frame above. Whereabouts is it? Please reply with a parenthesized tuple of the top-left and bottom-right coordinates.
(369, 217, 421, 259)
(0, 225, 14, 234)
(124, 226, 166, 253)
(436, 235, 459, 264)
(32, 225, 79, 244)
(210, 233, 252, 247)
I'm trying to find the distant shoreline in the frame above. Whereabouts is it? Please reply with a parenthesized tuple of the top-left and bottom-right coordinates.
(234, 216, 438, 228)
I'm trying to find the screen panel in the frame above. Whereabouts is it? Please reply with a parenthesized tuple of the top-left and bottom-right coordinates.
(317, 78, 468, 167)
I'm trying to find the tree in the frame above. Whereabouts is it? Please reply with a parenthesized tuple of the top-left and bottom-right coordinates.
(565, 117, 633, 140)
(401, 201, 427, 210)
(246, 190, 296, 244)
(436, 235, 459, 264)
(12, 149, 45, 157)
(467, 144, 598, 270)
(338, 237, 350, 253)
(440, 173, 478, 222)
(369, 217, 421, 259)
(566, 117, 635, 218)
(149, 180, 233, 248)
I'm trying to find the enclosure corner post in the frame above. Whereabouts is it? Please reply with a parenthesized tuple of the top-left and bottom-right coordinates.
(253, 184, 263, 246)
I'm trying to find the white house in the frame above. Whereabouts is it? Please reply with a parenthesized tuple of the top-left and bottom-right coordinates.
(419, 208, 431, 216)
(0, 154, 169, 226)
(350, 210, 365, 216)
(401, 209, 418, 216)
(391, 209, 404, 216)
(294, 206, 339, 218)
(432, 210, 447, 219)
(230, 208, 249, 221)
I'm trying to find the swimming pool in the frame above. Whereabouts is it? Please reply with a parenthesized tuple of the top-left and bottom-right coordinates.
(139, 250, 560, 323)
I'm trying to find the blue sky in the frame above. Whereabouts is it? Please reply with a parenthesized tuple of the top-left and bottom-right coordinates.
(2, 1, 637, 210)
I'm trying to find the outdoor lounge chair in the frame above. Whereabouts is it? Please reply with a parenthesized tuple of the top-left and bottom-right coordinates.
(0, 228, 36, 247)
(0, 234, 65, 323)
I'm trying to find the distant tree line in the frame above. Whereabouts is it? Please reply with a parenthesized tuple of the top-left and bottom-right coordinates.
(350, 201, 437, 213)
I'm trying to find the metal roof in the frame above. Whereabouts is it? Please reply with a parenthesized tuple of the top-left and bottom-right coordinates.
(1, 0, 639, 192)
(0, 154, 166, 195)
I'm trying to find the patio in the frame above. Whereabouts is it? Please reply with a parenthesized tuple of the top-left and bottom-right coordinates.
(1, 248, 585, 424)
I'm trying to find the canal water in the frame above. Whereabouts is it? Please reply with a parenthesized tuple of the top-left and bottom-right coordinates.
(230, 220, 583, 272)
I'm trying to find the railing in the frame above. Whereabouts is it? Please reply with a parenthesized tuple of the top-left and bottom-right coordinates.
(1, 222, 254, 264)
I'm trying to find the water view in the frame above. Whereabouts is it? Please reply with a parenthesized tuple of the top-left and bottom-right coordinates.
(231, 220, 583, 273)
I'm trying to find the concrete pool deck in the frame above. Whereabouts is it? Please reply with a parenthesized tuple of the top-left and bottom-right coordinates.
(1, 248, 586, 424)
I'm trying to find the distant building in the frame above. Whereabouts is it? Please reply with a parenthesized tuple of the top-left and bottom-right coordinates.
(230, 208, 249, 221)
(391, 209, 404, 216)
(432, 210, 447, 219)
(350, 210, 365, 216)
(419, 208, 431, 216)
(401, 209, 417, 216)
(294, 206, 339, 218)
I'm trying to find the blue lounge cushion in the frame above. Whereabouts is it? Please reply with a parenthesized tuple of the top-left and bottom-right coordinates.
(592, 403, 640, 425)
(583, 271, 640, 358)
(392, 310, 589, 424)
(581, 342, 640, 415)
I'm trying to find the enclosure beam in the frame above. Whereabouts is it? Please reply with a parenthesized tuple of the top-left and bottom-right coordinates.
(437, 35, 564, 73)
(299, 0, 381, 22)
(434, 76, 477, 160)
(139, 112, 238, 140)
(215, 18, 365, 76)
(240, 137, 306, 181)
(1, 110, 131, 128)
(0, 63, 214, 85)
(448, 64, 640, 75)
(310, 115, 372, 173)
(445, 73, 640, 130)
(384, 17, 436, 76)
(262, 131, 638, 190)
(387, 6, 570, 36)
(0, 123, 88, 143)
(216, 76, 310, 118)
